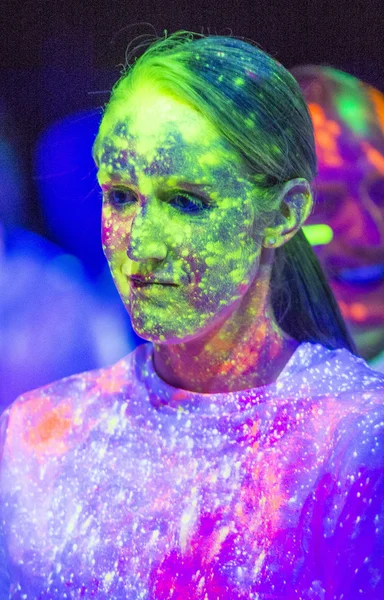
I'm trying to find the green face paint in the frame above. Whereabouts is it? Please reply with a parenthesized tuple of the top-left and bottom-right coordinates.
(302, 224, 333, 246)
(96, 91, 265, 344)
(335, 93, 369, 137)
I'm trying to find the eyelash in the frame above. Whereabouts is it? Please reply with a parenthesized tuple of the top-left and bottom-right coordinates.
(102, 188, 211, 214)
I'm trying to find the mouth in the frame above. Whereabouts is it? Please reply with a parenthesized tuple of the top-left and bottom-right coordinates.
(129, 276, 179, 288)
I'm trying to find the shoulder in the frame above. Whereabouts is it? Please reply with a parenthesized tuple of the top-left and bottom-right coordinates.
(290, 342, 384, 398)
(281, 343, 384, 470)
(0, 343, 151, 464)
(316, 345, 384, 454)
(304, 346, 384, 481)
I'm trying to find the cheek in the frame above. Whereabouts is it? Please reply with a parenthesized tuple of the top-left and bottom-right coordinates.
(101, 216, 112, 253)
(203, 245, 258, 295)
(186, 217, 259, 305)
(101, 207, 131, 260)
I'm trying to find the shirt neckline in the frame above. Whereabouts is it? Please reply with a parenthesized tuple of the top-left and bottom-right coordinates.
(135, 341, 325, 415)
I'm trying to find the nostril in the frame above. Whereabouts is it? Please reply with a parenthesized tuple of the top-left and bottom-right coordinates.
(126, 241, 167, 262)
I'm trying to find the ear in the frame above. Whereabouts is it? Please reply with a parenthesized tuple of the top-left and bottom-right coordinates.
(262, 178, 313, 248)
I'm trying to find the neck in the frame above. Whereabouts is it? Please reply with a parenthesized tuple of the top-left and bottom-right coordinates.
(153, 271, 299, 394)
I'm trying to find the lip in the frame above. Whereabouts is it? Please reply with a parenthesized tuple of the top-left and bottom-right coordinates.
(129, 275, 179, 287)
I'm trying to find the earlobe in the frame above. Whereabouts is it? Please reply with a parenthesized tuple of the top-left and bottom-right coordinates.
(262, 178, 313, 248)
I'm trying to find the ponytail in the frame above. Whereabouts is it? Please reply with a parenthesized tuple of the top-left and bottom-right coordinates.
(271, 229, 359, 355)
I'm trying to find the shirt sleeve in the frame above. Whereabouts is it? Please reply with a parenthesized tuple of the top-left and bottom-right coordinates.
(328, 461, 384, 598)
(0, 521, 10, 600)
(301, 409, 384, 599)
(0, 408, 11, 599)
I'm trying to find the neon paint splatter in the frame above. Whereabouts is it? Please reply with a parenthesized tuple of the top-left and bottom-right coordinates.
(0, 343, 384, 597)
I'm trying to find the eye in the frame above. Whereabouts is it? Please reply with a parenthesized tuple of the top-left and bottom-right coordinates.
(169, 193, 210, 214)
(103, 188, 136, 207)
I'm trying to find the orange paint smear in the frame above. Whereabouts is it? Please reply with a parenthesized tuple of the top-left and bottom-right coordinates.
(368, 87, 384, 135)
(95, 363, 128, 394)
(338, 300, 368, 323)
(349, 302, 369, 322)
(361, 141, 384, 175)
(309, 103, 343, 167)
(27, 401, 72, 460)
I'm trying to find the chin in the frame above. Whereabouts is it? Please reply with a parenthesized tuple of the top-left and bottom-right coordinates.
(131, 320, 192, 345)
(130, 314, 218, 345)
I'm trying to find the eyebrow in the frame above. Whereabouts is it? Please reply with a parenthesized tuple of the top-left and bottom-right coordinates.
(167, 180, 214, 190)
(97, 172, 214, 191)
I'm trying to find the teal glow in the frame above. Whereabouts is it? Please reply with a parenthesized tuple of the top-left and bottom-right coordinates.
(303, 224, 333, 246)
(335, 94, 368, 136)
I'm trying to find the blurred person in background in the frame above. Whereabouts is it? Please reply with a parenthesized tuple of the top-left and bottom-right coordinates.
(292, 66, 384, 371)
(0, 101, 132, 412)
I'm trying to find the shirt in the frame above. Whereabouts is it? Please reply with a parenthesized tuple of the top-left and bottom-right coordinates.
(0, 342, 384, 599)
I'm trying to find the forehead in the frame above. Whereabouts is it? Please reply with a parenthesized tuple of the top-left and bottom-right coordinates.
(95, 91, 242, 185)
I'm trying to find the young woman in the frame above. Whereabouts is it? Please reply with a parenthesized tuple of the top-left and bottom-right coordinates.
(0, 31, 383, 599)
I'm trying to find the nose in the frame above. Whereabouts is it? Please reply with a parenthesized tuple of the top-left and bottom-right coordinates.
(126, 201, 168, 262)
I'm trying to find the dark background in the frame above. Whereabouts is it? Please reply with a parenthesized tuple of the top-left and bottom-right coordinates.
(1, 0, 384, 238)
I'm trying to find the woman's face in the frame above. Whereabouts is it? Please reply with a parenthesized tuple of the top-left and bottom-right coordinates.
(95, 89, 264, 343)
